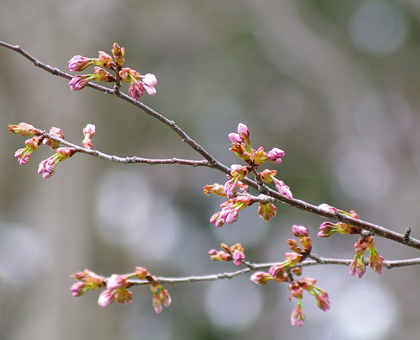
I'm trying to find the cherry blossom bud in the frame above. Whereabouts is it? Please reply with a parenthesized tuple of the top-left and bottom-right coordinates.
(228, 132, 243, 144)
(98, 289, 116, 308)
(289, 282, 304, 301)
(14, 148, 31, 165)
(250, 271, 273, 285)
(141, 73, 157, 95)
(83, 124, 96, 138)
(94, 51, 115, 69)
(68, 55, 94, 72)
(267, 147, 285, 164)
(135, 267, 153, 280)
(231, 244, 245, 266)
(318, 221, 337, 237)
(112, 43, 125, 67)
(350, 255, 366, 278)
(237, 123, 250, 145)
(287, 239, 302, 253)
(106, 274, 127, 291)
(259, 169, 277, 183)
(93, 67, 115, 82)
(291, 303, 305, 327)
(318, 203, 341, 215)
(224, 178, 239, 199)
(70, 282, 87, 297)
(69, 74, 93, 91)
(292, 266, 302, 276)
(203, 183, 226, 197)
(9, 122, 37, 136)
(300, 237, 312, 252)
(369, 247, 384, 274)
(315, 289, 331, 311)
(269, 262, 288, 282)
(258, 202, 277, 222)
(43, 127, 64, 150)
(273, 178, 293, 199)
(292, 225, 309, 238)
(161, 288, 171, 307)
(299, 277, 317, 291)
(253, 147, 267, 166)
(82, 124, 96, 149)
(153, 293, 163, 314)
(230, 164, 249, 180)
(208, 249, 232, 261)
(115, 288, 133, 305)
(285, 252, 304, 266)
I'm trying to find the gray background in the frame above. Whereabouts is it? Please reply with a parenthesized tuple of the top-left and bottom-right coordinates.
(1, 0, 420, 339)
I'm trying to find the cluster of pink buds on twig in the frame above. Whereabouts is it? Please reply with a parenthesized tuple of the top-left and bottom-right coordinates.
(204, 123, 291, 227)
(68, 43, 157, 101)
(9, 122, 95, 179)
(208, 243, 246, 266)
(317, 205, 384, 277)
(70, 267, 171, 313)
(249, 225, 330, 327)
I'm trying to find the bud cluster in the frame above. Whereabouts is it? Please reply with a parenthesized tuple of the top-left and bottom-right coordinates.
(350, 235, 384, 278)
(204, 123, 292, 228)
(248, 225, 330, 327)
(208, 243, 245, 266)
(68, 43, 157, 101)
(9, 122, 96, 179)
(70, 267, 171, 313)
(316, 206, 385, 277)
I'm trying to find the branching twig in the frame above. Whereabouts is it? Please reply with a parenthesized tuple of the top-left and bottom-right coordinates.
(127, 256, 420, 286)
(3, 40, 420, 252)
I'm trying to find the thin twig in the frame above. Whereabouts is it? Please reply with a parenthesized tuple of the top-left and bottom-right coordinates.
(3, 40, 420, 251)
(127, 256, 420, 286)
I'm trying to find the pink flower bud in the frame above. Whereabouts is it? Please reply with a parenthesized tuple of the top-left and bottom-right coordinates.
(112, 43, 125, 67)
(94, 51, 115, 69)
(318, 221, 337, 237)
(267, 148, 285, 164)
(141, 73, 157, 95)
(93, 67, 115, 82)
(9, 122, 37, 136)
(153, 293, 163, 314)
(106, 274, 126, 291)
(349, 255, 366, 278)
(291, 303, 305, 327)
(83, 124, 96, 138)
(258, 202, 277, 222)
(70, 282, 86, 297)
(38, 158, 57, 179)
(292, 225, 309, 238)
(315, 289, 331, 311)
(237, 123, 250, 145)
(228, 132, 243, 144)
(289, 282, 304, 301)
(269, 262, 288, 281)
(253, 147, 267, 166)
(115, 288, 133, 305)
(273, 178, 293, 199)
(161, 288, 171, 307)
(203, 183, 226, 197)
(98, 289, 116, 308)
(68, 55, 94, 72)
(250, 271, 273, 285)
(69, 74, 92, 91)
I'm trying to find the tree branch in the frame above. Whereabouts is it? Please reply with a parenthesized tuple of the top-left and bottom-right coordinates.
(3, 40, 420, 251)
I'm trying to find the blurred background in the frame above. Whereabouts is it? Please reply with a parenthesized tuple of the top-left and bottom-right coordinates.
(1, 0, 420, 339)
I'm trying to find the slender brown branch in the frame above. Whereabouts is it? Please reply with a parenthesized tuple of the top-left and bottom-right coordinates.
(37, 129, 209, 167)
(3, 40, 420, 251)
(127, 256, 420, 286)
